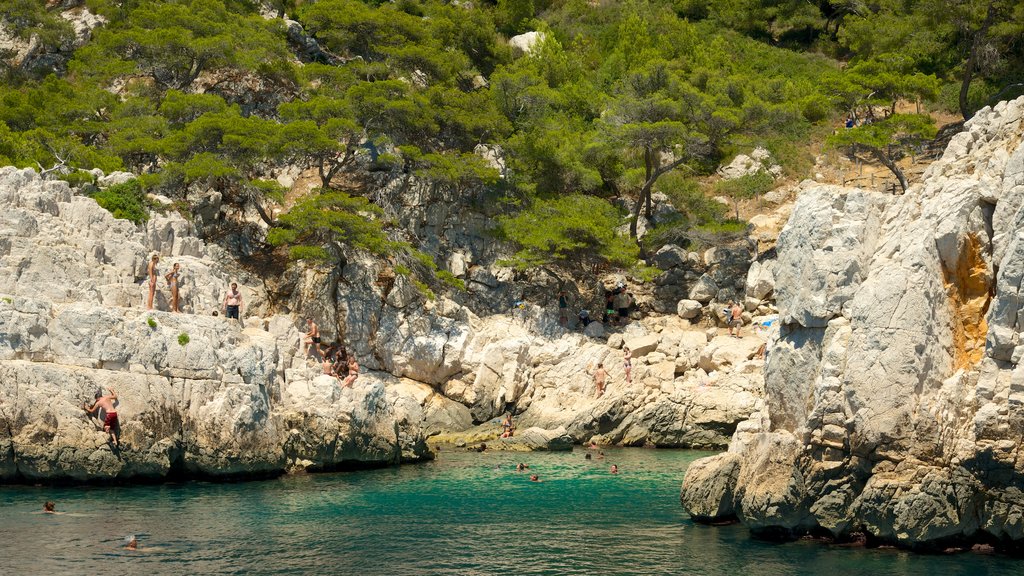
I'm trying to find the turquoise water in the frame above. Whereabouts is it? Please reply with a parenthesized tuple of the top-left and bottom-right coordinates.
(1, 448, 1018, 575)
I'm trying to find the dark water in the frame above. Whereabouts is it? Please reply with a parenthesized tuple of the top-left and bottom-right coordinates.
(0, 448, 1017, 575)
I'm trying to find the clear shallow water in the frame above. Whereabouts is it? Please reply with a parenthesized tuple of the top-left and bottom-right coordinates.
(1, 448, 1018, 575)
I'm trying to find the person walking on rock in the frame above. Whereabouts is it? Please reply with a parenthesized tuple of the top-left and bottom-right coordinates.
(83, 387, 120, 447)
(223, 282, 243, 322)
(164, 263, 181, 313)
(729, 301, 743, 338)
(593, 363, 607, 398)
(146, 254, 159, 310)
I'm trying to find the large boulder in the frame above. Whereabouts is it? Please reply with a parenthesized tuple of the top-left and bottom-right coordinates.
(677, 299, 703, 319)
(681, 96, 1024, 550)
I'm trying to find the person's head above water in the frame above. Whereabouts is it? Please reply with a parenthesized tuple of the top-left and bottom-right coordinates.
(530, 474, 539, 482)
(611, 464, 619, 474)
(43, 501, 55, 512)
(124, 535, 138, 550)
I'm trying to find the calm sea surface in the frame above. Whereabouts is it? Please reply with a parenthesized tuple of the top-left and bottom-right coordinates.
(0, 448, 1018, 575)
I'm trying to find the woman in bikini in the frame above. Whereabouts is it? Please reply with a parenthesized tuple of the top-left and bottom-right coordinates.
(164, 262, 181, 313)
(342, 355, 359, 387)
(623, 346, 632, 385)
(146, 254, 159, 310)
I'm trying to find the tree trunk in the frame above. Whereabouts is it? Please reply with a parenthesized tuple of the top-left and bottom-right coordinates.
(866, 145, 908, 192)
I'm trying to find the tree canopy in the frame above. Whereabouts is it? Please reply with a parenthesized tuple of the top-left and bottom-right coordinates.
(0, 0, 1019, 281)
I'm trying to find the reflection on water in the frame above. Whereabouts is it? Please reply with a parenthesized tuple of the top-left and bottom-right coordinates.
(0, 448, 1018, 575)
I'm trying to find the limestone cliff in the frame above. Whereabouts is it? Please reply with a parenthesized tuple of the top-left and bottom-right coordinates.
(0, 161, 775, 481)
(0, 167, 441, 481)
(681, 97, 1024, 550)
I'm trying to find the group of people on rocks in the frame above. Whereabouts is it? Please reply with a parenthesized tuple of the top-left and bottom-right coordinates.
(561, 281, 636, 330)
(145, 254, 244, 320)
(304, 319, 359, 387)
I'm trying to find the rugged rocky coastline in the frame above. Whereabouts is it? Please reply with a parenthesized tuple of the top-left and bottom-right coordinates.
(681, 97, 1024, 551)
(0, 164, 773, 483)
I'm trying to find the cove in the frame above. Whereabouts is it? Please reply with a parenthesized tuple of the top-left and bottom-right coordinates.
(1, 448, 1016, 575)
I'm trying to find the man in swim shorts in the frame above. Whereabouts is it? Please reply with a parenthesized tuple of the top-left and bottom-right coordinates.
(84, 387, 120, 447)
(223, 282, 243, 322)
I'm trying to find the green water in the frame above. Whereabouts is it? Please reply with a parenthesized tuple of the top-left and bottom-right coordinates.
(0, 448, 1017, 575)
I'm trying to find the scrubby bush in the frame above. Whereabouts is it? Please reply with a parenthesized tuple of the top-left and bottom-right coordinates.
(89, 180, 151, 224)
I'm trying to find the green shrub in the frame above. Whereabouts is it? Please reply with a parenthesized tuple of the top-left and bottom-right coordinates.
(60, 170, 96, 188)
(89, 179, 150, 224)
(147, 316, 157, 328)
(178, 332, 190, 346)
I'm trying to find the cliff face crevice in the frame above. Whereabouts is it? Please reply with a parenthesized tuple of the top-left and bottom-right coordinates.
(681, 96, 1024, 550)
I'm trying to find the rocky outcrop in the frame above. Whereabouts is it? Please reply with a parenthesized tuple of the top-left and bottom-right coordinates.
(0, 167, 439, 482)
(681, 97, 1024, 550)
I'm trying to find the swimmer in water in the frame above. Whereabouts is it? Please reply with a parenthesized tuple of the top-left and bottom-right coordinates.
(43, 501, 56, 513)
(530, 474, 540, 482)
(611, 464, 619, 474)
(125, 535, 138, 550)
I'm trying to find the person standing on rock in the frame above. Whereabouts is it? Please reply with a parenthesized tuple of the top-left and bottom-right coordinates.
(729, 301, 743, 338)
(146, 254, 160, 310)
(83, 387, 120, 447)
(623, 346, 632, 385)
(223, 282, 243, 322)
(164, 262, 181, 313)
(593, 363, 607, 397)
(303, 319, 321, 359)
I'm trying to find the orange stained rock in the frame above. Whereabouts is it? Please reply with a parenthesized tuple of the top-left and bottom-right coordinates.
(941, 233, 992, 371)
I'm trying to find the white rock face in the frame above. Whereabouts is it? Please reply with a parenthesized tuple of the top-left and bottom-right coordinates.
(717, 147, 782, 180)
(677, 299, 702, 319)
(681, 97, 1024, 550)
(0, 167, 437, 481)
(508, 31, 545, 54)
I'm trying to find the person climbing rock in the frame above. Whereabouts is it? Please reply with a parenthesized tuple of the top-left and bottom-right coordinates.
(83, 387, 120, 447)
(223, 282, 243, 322)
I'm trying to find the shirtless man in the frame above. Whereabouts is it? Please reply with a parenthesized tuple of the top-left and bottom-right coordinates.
(729, 301, 744, 338)
(303, 319, 321, 359)
(342, 355, 359, 387)
(223, 282, 243, 322)
(593, 363, 607, 398)
(83, 388, 120, 447)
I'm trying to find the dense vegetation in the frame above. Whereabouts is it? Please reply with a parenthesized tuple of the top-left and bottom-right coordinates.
(1, 0, 1021, 277)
